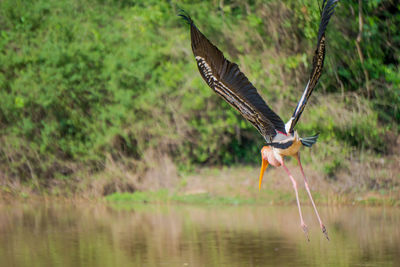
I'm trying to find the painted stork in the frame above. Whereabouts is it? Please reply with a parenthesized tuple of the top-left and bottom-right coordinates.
(180, 0, 338, 240)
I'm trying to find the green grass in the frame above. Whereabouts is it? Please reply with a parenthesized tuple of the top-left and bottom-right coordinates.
(105, 190, 171, 203)
(105, 189, 400, 207)
(105, 190, 257, 205)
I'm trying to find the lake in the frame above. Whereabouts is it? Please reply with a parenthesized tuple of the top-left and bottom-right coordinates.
(0, 202, 399, 266)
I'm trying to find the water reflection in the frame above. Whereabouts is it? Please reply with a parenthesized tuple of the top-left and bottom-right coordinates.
(0, 202, 399, 266)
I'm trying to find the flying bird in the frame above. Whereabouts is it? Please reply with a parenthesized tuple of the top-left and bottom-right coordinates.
(180, 0, 338, 240)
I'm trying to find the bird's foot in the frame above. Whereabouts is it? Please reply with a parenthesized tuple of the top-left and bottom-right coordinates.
(321, 224, 329, 241)
(301, 223, 310, 242)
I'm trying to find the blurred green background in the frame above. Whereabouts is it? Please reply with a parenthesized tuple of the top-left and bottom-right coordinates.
(0, 0, 399, 197)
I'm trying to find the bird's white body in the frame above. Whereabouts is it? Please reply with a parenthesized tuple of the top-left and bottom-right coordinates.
(262, 131, 302, 167)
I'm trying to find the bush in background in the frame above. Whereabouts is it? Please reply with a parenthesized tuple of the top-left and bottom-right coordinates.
(0, 0, 398, 193)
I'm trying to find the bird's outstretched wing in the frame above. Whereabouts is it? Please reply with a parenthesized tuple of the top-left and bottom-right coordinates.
(285, 0, 338, 133)
(180, 12, 286, 142)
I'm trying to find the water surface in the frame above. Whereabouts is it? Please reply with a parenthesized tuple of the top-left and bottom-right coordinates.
(1, 202, 399, 266)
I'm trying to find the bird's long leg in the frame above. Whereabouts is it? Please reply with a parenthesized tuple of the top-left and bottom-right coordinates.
(281, 159, 309, 241)
(296, 153, 329, 240)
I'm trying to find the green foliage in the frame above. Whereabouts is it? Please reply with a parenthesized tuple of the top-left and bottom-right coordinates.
(325, 0, 400, 126)
(323, 158, 342, 179)
(0, 0, 398, 189)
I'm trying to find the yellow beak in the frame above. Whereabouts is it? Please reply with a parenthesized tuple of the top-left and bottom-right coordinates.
(259, 158, 269, 190)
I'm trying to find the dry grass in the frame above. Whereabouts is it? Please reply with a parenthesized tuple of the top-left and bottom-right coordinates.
(177, 146, 400, 205)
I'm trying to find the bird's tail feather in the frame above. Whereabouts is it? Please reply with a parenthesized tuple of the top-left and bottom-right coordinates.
(300, 134, 319, 147)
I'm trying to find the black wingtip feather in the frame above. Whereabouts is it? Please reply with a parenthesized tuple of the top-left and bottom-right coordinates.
(178, 9, 193, 25)
(317, 0, 338, 42)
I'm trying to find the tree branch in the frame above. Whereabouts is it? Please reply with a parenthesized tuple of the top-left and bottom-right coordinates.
(355, 0, 371, 98)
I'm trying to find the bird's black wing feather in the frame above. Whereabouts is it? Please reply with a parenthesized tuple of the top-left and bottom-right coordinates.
(286, 0, 338, 133)
(180, 12, 286, 141)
